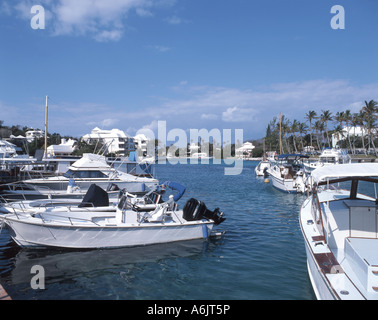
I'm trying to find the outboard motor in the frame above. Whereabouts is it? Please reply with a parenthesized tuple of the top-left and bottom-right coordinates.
(183, 198, 225, 225)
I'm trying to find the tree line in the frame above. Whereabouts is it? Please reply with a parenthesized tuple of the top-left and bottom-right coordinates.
(264, 100, 378, 156)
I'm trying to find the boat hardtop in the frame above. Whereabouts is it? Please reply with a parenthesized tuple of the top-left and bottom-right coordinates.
(300, 162, 378, 300)
(311, 162, 378, 184)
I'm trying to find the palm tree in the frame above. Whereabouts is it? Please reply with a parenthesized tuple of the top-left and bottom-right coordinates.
(333, 111, 345, 148)
(305, 110, 317, 148)
(281, 116, 291, 154)
(357, 110, 367, 155)
(333, 125, 344, 148)
(350, 113, 360, 154)
(298, 122, 308, 151)
(343, 109, 353, 154)
(362, 100, 378, 156)
(314, 120, 324, 151)
(320, 110, 333, 148)
(290, 119, 300, 153)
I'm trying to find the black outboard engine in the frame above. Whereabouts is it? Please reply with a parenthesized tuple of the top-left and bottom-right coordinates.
(183, 198, 225, 225)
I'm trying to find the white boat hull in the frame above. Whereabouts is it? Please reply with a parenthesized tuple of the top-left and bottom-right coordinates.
(4, 216, 214, 249)
(269, 173, 297, 193)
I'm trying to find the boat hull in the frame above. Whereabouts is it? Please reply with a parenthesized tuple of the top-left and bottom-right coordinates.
(303, 242, 339, 300)
(269, 172, 297, 193)
(3, 217, 214, 249)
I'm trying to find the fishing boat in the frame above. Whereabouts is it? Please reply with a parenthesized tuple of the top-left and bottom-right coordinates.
(266, 154, 310, 193)
(299, 163, 378, 299)
(303, 148, 351, 172)
(0, 183, 225, 249)
(1, 153, 159, 200)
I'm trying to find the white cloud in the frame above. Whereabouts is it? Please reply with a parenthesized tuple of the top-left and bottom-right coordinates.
(222, 106, 256, 122)
(94, 29, 124, 42)
(165, 15, 186, 24)
(201, 113, 218, 120)
(3, 79, 378, 139)
(12, 0, 175, 41)
(151, 45, 171, 52)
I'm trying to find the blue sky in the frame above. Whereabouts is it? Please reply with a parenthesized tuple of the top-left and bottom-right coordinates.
(1, 0, 378, 142)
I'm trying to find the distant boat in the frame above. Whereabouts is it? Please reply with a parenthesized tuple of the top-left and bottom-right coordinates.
(255, 160, 270, 176)
(255, 151, 276, 176)
(1, 153, 159, 200)
(303, 148, 351, 172)
(266, 153, 310, 193)
(299, 163, 378, 299)
(190, 152, 211, 160)
(0, 184, 226, 249)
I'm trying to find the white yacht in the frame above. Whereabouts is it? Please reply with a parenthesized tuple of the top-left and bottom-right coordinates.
(303, 148, 351, 172)
(266, 154, 310, 193)
(2, 153, 158, 200)
(299, 163, 378, 299)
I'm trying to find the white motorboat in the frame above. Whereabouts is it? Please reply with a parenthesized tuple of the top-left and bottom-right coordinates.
(266, 154, 310, 193)
(303, 148, 351, 172)
(299, 163, 378, 299)
(1, 153, 159, 200)
(255, 160, 270, 176)
(0, 183, 225, 249)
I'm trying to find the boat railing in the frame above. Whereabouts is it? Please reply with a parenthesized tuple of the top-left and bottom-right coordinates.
(33, 212, 102, 226)
(311, 190, 327, 243)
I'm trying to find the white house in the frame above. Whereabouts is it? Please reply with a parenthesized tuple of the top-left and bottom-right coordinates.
(25, 130, 44, 143)
(235, 141, 255, 159)
(82, 127, 135, 155)
(134, 133, 150, 157)
(46, 138, 77, 157)
(331, 126, 367, 148)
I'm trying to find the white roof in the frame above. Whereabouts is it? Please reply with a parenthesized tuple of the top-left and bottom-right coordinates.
(69, 153, 111, 171)
(311, 163, 378, 183)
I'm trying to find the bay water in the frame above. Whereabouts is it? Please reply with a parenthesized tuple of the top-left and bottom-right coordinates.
(0, 160, 315, 300)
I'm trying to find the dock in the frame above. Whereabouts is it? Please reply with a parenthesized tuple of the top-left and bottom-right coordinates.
(0, 283, 11, 300)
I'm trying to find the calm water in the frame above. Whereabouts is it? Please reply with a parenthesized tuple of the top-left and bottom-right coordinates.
(0, 160, 316, 300)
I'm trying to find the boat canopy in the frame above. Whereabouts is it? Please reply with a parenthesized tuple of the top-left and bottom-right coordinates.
(311, 163, 378, 183)
(162, 181, 186, 202)
(69, 153, 111, 171)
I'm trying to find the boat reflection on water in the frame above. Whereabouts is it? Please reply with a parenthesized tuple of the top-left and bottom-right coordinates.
(3, 238, 219, 290)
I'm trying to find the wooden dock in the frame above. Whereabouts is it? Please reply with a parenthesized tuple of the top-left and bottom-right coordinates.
(0, 283, 11, 300)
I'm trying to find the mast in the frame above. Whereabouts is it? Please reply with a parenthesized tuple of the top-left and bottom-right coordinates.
(279, 113, 283, 154)
(44, 95, 48, 158)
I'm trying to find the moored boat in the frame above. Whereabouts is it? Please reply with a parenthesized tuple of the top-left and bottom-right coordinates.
(0, 183, 225, 249)
(1, 153, 159, 201)
(266, 154, 310, 193)
(299, 163, 378, 299)
(303, 148, 351, 172)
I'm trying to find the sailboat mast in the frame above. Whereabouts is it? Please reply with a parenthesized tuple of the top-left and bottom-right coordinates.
(279, 113, 283, 155)
(44, 95, 48, 158)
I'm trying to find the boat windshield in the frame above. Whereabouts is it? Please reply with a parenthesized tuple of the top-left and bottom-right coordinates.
(63, 169, 108, 179)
